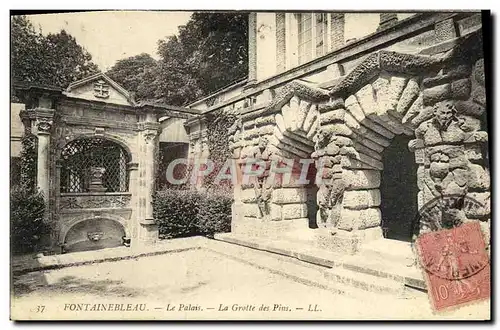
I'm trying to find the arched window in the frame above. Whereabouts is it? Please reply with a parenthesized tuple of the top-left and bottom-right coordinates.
(60, 138, 130, 193)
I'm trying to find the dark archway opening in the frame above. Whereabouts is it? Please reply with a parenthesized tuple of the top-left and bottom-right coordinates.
(380, 135, 418, 241)
(306, 161, 318, 229)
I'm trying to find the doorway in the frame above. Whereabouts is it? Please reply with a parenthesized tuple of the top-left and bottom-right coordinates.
(380, 135, 418, 241)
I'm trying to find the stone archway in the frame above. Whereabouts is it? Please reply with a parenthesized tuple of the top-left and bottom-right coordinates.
(228, 38, 489, 254)
(229, 82, 330, 238)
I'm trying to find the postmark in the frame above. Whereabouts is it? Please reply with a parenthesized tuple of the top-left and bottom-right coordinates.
(416, 221, 490, 311)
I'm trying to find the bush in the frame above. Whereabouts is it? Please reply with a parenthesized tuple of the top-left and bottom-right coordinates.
(153, 188, 232, 239)
(10, 185, 48, 254)
(197, 191, 232, 237)
(153, 189, 201, 239)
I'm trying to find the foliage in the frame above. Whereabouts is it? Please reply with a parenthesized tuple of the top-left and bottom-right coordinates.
(11, 15, 99, 90)
(19, 134, 38, 192)
(10, 185, 47, 254)
(153, 189, 200, 239)
(203, 109, 238, 192)
(197, 191, 232, 237)
(153, 189, 232, 239)
(106, 12, 248, 105)
(106, 53, 158, 101)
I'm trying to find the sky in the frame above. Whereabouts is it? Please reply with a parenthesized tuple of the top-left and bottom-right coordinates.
(27, 11, 193, 71)
(25, 11, 416, 72)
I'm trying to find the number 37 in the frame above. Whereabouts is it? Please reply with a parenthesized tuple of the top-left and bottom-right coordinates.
(35, 305, 45, 313)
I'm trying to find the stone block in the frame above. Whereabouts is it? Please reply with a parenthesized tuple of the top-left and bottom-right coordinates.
(465, 192, 490, 218)
(458, 115, 481, 132)
(468, 164, 490, 191)
(282, 203, 308, 220)
(465, 144, 483, 161)
(423, 83, 451, 106)
(272, 188, 307, 204)
(270, 203, 282, 221)
(240, 188, 257, 203)
(396, 78, 420, 117)
(343, 189, 381, 210)
(434, 18, 457, 43)
(471, 86, 486, 107)
(337, 208, 381, 231)
(320, 109, 345, 125)
(241, 203, 261, 218)
(451, 78, 471, 100)
(474, 58, 485, 86)
(454, 100, 485, 118)
(343, 170, 381, 190)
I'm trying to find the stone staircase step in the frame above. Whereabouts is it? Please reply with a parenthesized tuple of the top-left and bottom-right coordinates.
(215, 233, 427, 294)
(337, 254, 427, 290)
(325, 266, 405, 295)
(207, 239, 402, 301)
(358, 238, 415, 264)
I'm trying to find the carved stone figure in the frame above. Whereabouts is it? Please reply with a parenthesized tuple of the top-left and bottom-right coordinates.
(89, 166, 106, 192)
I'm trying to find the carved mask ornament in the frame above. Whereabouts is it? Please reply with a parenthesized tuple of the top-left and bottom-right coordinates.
(434, 101, 456, 130)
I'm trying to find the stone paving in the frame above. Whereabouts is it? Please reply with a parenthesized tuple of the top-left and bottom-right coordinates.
(11, 237, 490, 320)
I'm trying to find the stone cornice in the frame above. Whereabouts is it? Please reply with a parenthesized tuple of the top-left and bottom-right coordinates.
(328, 28, 483, 99)
(328, 51, 443, 98)
(20, 107, 56, 121)
(267, 80, 330, 111)
(195, 12, 472, 116)
(137, 121, 161, 132)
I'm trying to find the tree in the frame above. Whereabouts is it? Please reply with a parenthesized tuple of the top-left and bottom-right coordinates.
(11, 15, 99, 90)
(152, 35, 204, 105)
(184, 12, 248, 94)
(156, 12, 248, 105)
(108, 12, 248, 106)
(106, 53, 158, 101)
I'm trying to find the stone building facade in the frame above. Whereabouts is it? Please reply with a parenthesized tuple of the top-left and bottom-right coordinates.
(12, 12, 489, 257)
(15, 73, 197, 253)
(185, 12, 489, 254)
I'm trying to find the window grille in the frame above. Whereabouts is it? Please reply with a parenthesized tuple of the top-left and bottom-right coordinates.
(60, 138, 130, 193)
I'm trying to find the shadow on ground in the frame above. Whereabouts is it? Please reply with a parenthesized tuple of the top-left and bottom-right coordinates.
(13, 274, 143, 298)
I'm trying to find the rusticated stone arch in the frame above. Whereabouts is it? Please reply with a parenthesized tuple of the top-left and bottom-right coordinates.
(228, 29, 489, 247)
(229, 81, 331, 229)
(320, 35, 489, 239)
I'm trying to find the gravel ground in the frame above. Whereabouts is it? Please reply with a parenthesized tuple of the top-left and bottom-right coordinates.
(11, 248, 490, 320)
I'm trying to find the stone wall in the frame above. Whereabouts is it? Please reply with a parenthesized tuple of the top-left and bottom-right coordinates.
(224, 28, 488, 252)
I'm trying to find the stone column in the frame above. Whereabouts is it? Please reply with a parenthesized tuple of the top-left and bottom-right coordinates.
(330, 13, 345, 50)
(143, 129, 157, 221)
(276, 13, 286, 73)
(127, 162, 139, 242)
(133, 122, 160, 248)
(377, 13, 398, 31)
(34, 110, 54, 202)
(247, 12, 258, 86)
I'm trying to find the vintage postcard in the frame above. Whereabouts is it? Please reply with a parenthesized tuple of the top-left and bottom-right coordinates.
(10, 10, 491, 320)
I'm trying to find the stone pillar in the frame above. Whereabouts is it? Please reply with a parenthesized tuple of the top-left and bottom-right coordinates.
(127, 162, 139, 242)
(34, 110, 55, 202)
(247, 12, 258, 86)
(133, 122, 160, 248)
(330, 13, 345, 51)
(276, 13, 286, 73)
(377, 13, 398, 31)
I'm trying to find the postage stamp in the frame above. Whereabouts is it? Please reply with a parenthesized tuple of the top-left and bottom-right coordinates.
(416, 221, 490, 311)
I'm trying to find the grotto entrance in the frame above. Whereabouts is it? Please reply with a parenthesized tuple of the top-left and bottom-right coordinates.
(379, 135, 419, 242)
